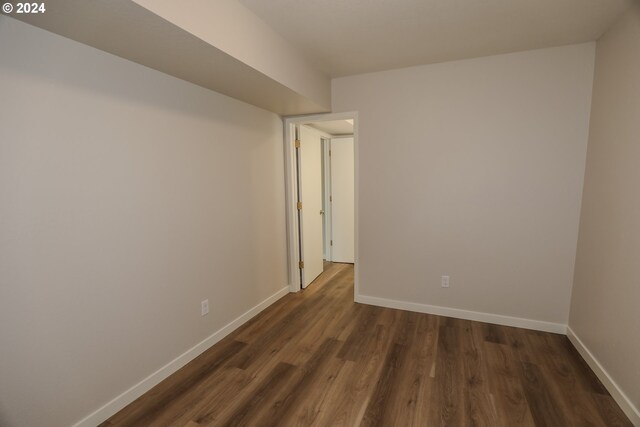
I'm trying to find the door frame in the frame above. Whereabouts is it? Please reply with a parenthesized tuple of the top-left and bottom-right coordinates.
(283, 112, 358, 294)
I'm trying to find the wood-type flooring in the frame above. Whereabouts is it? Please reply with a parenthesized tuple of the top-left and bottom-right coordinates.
(103, 263, 632, 426)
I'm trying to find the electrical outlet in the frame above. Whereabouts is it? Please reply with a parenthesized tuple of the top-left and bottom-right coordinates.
(441, 276, 450, 288)
(201, 299, 209, 316)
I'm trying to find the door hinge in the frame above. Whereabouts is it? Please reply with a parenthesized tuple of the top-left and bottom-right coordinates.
(295, 139, 301, 149)
(329, 195, 332, 202)
(329, 149, 331, 157)
(297, 201, 302, 210)
(330, 240, 333, 246)
(298, 260, 304, 269)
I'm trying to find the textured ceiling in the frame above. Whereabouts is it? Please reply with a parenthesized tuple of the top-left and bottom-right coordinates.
(239, 0, 632, 77)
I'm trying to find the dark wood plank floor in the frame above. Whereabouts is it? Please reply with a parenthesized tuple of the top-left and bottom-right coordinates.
(103, 263, 632, 426)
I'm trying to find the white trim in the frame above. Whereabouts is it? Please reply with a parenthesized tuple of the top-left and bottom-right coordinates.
(355, 293, 567, 334)
(283, 112, 359, 295)
(567, 327, 640, 426)
(353, 115, 359, 300)
(72, 285, 291, 427)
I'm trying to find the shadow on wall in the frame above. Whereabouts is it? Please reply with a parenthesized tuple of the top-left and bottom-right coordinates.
(0, 14, 274, 132)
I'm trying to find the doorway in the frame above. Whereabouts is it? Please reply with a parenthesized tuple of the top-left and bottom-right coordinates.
(284, 113, 358, 293)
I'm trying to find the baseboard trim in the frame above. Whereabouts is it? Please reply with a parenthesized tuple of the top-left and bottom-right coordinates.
(567, 327, 640, 426)
(355, 293, 567, 334)
(72, 285, 291, 427)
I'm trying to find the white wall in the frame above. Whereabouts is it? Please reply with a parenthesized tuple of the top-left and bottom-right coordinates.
(569, 3, 640, 422)
(332, 44, 595, 328)
(0, 18, 288, 427)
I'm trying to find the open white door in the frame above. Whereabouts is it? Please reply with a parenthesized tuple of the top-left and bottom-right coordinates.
(330, 137, 355, 263)
(299, 125, 325, 287)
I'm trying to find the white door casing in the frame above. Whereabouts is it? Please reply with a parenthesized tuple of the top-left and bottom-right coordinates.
(283, 112, 357, 294)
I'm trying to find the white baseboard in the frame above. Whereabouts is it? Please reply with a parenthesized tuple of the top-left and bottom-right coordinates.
(567, 327, 640, 426)
(72, 285, 291, 427)
(355, 293, 567, 334)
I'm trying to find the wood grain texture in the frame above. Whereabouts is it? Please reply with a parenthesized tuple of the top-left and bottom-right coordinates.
(103, 263, 632, 427)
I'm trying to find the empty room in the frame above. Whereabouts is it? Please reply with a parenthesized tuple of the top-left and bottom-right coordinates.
(1, 1, 639, 426)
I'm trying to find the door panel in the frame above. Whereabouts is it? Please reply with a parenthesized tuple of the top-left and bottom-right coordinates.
(322, 139, 332, 261)
(299, 125, 324, 287)
(330, 138, 355, 263)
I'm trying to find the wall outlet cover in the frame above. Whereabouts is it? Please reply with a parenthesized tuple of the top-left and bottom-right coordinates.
(441, 276, 450, 288)
(201, 299, 209, 316)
